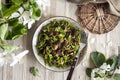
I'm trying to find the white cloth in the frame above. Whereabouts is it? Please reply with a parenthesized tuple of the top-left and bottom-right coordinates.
(107, 0, 120, 16)
(68, 0, 120, 16)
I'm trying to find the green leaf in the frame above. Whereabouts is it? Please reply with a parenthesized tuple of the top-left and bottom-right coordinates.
(0, 23, 8, 40)
(0, 1, 2, 11)
(86, 68, 92, 77)
(0, 43, 18, 52)
(4, 31, 12, 40)
(11, 0, 23, 6)
(114, 74, 120, 80)
(23, 1, 30, 10)
(29, 67, 39, 76)
(107, 56, 118, 70)
(94, 72, 103, 78)
(30, 0, 36, 4)
(117, 55, 120, 69)
(91, 51, 106, 68)
(31, 3, 41, 19)
(8, 18, 19, 27)
(11, 24, 27, 39)
(3, 5, 20, 17)
(118, 58, 120, 68)
(0, 3, 7, 18)
(5, 24, 27, 40)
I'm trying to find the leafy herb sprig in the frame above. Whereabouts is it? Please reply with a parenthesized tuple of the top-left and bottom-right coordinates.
(0, 0, 41, 52)
(86, 51, 120, 80)
(30, 67, 39, 76)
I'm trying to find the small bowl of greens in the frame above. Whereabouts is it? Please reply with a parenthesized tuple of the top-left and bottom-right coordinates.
(32, 16, 84, 71)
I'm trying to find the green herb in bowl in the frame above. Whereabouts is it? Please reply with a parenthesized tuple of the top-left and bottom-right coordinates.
(36, 19, 81, 68)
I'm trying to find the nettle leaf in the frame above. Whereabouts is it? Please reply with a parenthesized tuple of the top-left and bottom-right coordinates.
(114, 74, 120, 80)
(94, 72, 103, 78)
(0, 3, 7, 18)
(23, 1, 30, 10)
(11, 24, 27, 39)
(11, 0, 23, 6)
(0, 23, 8, 40)
(117, 55, 120, 68)
(3, 5, 20, 17)
(86, 68, 92, 77)
(32, 3, 41, 20)
(30, 0, 36, 4)
(0, 1, 2, 11)
(106, 56, 118, 70)
(8, 18, 19, 27)
(91, 51, 106, 68)
(5, 24, 27, 40)
(118, 59, 120, 68)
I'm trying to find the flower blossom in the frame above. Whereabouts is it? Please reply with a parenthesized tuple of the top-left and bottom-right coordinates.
(0, 50, 29, 66)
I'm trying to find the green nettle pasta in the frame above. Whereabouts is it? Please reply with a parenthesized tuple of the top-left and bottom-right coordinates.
(36, 19, 81, 68)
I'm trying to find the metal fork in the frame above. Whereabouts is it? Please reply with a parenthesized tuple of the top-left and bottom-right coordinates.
(66, 31, 88, 80)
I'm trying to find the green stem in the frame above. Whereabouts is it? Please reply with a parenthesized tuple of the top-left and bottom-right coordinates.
(0, 18, 15, 25)
(0, 7, 3, 18)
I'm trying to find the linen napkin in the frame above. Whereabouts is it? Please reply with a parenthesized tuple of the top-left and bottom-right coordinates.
(68, 0, 120, 17)
(107, 0, 120, 16)
(67, 0, 107, 4)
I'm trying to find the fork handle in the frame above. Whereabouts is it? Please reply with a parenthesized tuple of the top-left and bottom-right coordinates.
(66, 57, 77, 80)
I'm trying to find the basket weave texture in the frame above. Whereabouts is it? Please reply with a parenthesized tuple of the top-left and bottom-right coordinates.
(77, 3, 120, 34)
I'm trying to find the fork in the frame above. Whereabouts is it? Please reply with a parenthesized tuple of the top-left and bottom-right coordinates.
(66, 31, 88, 80)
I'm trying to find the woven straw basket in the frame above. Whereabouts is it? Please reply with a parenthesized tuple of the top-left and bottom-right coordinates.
(77, 3, 120, 34)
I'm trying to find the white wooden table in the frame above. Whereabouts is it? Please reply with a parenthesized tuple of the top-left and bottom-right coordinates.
(1, 0, 120, 80)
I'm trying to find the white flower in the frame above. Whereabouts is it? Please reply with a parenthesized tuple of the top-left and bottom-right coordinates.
(11, 12, 20, 18)
(91, 68, 105, 80)
(21, 9, 36, 29)
(0, 50, 29, 66)
(11, 7, 25, 24)
(0, 52, 14, 66)
(11, 7, 36, 29)
(100, 63, 111, 71)
(11, 7, 24, 18)
(10, 50, 29, 66)
(21, 12, 36, 29)
(18, 7, 24, 14)
(91, 63, 111, 80)
(17, 8, 32, 25)
(27, 19, 35, 29)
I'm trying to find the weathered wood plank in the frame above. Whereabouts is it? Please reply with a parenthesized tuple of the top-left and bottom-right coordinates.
(2, 65, 13, 80)
(0, 66, 3, 80)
